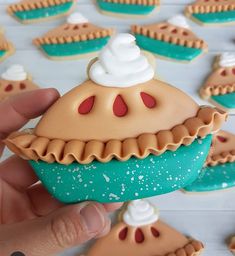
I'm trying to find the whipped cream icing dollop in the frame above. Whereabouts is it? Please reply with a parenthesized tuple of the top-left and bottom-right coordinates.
(219, 53, 235, 68)
(89, 33, 154, 87)
(1, 65, 27, 81)
(67, 12, 88, 24)
(168, 15, 190, 29)
(123, 200, 159, 227)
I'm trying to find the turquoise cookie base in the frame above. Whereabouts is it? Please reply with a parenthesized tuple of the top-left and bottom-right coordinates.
(30, 135, 212, 204)
(96, 0, 156, 15)
(0, 50, 6, 58)
(40, 36, 110, 57)
(193, 10, 235, 24)
(13, 2, 73, 21)
(211, 93, 235, 109)
(134, 34, 203, 61)
(184, 162, 235, 193)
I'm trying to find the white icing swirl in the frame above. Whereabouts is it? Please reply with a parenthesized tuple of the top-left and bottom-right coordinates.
(89, 33, 154, 87)
(219, 52, 235, 67)
(167, 15, 190, 29)
(123, 200, 159, 227)
(1, 65, 27, 81)
(67, 12, 88, 24)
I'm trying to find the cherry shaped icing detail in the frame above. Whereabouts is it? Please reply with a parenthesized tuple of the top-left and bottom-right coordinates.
(220, 70, 226, 76)
(5, 84, 13, 92)
(20, 83, 26, 90)
(151, 227, 160, 238)
(119, 227, 128, 241)
(113, 95, 128, 117)
(217, 135, 227, 143)
(135, 228, 145, 243)
(232, 68, 235, 75)
(141, 92, 156, 109)
(78, 96, 95, 115)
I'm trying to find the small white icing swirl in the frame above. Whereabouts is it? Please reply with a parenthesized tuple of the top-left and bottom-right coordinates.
(123, 200, 159, 227)
(67, 12, 88, 24)
(167, 15, 190, 29)
(1, 65, 27, 81)
(219, 52, 235, 67)
(89, 33, 154, 87)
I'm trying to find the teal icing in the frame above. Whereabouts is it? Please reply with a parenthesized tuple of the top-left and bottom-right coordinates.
(0, 50, 6, 58)
(13, 2, 73, 21)
(96, 0, 156, 15)
(211, 92, 235, 109)
(40, 36, 110, 57)
(184, 162, 235, 192)
(193, 10, 235, 24)
(30, 135, 212, 204)
(134, 34, 202, 61)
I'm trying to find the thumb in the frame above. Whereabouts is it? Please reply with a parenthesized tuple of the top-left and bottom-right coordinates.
(1, 202, 110, 256)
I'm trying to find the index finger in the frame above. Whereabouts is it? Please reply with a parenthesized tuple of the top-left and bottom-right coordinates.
(0, 88, 60, 140)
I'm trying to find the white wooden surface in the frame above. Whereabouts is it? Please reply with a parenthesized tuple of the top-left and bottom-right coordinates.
(0, 1, 235, 255)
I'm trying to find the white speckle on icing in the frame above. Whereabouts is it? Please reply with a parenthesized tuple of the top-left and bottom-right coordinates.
(138, 175, 144, 180)
(222, 182, 228, 188)
(103, 174, 110, 183)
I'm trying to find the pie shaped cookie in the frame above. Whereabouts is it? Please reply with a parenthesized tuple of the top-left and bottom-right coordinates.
(33, 13, 114, 60)
(5, 33, 226, 204)
(131, 15, 208, 62)
(185, 0, 235, 26)
(0, 65, 39, 101)
(0, 30, 14, 62)
(7, 0, 76, 24)
(184, 130, 235, 193)
(200, 53, 235, 114)
(95, 0, 160, 17)
(84, 200, 204, 256)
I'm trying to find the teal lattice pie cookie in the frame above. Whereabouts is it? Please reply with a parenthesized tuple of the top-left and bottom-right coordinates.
(34, 13, 114, 60)
(5, 33, 226, 204)
(184, 130, 235, 193)
(131, 15, 208, 62)
(200, 53, 235, 114)
(7, 0, 76, 24)
(95, 0, 160, 17)
(186, 0, 235, 26)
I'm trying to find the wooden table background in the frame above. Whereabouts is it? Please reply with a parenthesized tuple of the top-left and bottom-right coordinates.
(0, 0, 235, 255)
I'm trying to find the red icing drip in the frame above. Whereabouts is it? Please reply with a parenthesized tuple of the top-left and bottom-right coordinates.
(183, 31, 188, 36)
(151, 227, 160, 237)
(172, 29, 177, 34)
(20, 83, 26, 90)
(119, 227, 128, 240)
(141, 92, 156, 109)
(221, 70, 226, 76)
(113, 95, 128, 117)
(74, 25, 79, 30)
(5, 84, 13, 92)
(232, 68, 235, 75)
(135, 228, 145, 243)
(217, 135, 227, 143)
(78, 96, 95, 115)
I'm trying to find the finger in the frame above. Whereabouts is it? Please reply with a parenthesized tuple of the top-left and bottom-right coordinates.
(27, 183, 63, 216)
(103, 202, 123, 212)
(0, 155, 38, 190)
(0, 88, 60, 139)
(1, 203, 110, 256)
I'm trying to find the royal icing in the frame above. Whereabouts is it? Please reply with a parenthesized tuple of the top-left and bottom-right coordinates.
(219, 52, 235, 68)
(123, 200, 159, 227)
(167, 15, 190, 29)
(1, 65, 27, 81)
(67, 12, 89, 24)
(89, 33, 154, 87)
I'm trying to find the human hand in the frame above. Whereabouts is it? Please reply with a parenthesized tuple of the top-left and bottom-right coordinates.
(0, 89, 122, 256)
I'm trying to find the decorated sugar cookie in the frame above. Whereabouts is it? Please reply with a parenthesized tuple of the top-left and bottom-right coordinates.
(184, 130, 235, 193)
(95, 0, 160, 18)
(0, 30, 14, 62)
(131, 15, 208, 62)
(7, 0, 76, 24)
(0, 65, 39, 101)
(200, 53, 235, 114)
(84, 200, 204, 256)
(5, 34, 226, 204)
(34, 13, 114, 60)
(185, 0, 235, 26)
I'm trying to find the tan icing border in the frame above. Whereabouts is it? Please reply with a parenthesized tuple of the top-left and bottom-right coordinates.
(186, 1, 235, 14)
(102, 0, 160, 6)
(200, 83, 235, 98)
(131, 24, 207, 50)
(206, 150, 235, 166)
(34, 26, 114, 46)
(4, 106, 227, 164)
(8, 0, 74, 13)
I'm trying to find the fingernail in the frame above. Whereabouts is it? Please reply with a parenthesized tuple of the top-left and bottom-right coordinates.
(80, 204, 106, 233)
